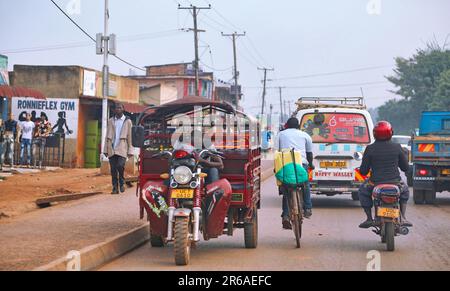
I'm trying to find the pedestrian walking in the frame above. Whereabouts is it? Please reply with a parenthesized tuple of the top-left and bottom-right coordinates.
(19, 113, 35, 167)
(1, 113, 19, 167)
(103, 103, 134, 194)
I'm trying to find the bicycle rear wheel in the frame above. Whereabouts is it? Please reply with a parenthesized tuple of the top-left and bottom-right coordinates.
(289, 188, 303, 248)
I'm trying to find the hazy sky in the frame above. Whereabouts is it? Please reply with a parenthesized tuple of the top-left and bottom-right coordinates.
(1, 0, 449, 115)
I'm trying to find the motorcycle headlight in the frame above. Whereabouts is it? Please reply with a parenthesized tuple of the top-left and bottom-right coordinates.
(173, 166, 193, 185)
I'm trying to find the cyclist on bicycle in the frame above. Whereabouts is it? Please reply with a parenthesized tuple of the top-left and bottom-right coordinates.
(277, 117, 315, 229)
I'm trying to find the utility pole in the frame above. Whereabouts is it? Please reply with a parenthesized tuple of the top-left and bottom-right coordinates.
(221, 32, 245, 107)
(179, 4, 211, 96)
(257, 67, 274, 116)
(97, 0, 115, 162)
(269, 104, 273, 130)
(278, 87, 284, 124)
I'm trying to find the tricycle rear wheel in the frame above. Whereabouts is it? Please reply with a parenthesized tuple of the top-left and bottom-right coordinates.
(244, 208, 258, 249)
(149, 224, 165, 247)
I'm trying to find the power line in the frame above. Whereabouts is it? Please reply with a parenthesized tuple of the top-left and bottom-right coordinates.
(50, 0, 95, 42)
(1, 29, 185, 54)
(273, 65, 393, 81)
(49, 0, 145, 72)
(245, 81, 389, 90)
(197, 2, 268, 68)
(200, 61, 233, 72)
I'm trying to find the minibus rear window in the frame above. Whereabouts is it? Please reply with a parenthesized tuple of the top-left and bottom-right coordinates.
(300, 113, 370, 144)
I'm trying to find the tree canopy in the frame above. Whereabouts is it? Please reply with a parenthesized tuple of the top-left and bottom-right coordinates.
(378, 45, 450, 134)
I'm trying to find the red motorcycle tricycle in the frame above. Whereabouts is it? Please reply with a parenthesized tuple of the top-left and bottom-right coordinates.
(132, 97, 261, 265)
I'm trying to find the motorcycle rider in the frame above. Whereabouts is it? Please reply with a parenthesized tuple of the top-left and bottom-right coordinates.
(173, 129, 224, 185)
(358, 121, 413, 228)
(276, 117, 315, 229)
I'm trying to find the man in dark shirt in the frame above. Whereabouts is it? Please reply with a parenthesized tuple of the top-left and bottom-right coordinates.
(358, 121, 412, 228)
(1, 113, 19, 167)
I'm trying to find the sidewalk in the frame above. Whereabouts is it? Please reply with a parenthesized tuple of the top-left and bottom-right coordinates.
(0, 158, 274, 271)
(0, 188, 144, 270)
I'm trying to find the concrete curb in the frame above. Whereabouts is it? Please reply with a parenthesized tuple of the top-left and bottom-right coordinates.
(34, 163, 274, 272)
(34, 224, 149, 271)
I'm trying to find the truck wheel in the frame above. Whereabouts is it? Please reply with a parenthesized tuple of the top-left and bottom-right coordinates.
(351, 192, 360, 201)
(244, 208, 258, 249)
(385, 222, 395, 252)
(174, 217, 191, 266)
(425, 190, 436, 205)
(413, 189, 425, 205)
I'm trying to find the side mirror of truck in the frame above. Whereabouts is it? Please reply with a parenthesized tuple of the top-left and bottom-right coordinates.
(132, 126, 145, 148)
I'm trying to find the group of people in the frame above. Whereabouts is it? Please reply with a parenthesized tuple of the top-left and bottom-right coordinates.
(0, 111, 52, 169)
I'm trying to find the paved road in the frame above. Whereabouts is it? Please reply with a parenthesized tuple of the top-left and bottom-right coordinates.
(100, 176, 450, 271)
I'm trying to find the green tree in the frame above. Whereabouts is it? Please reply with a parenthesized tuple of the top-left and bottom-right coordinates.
(378, 46, 450, 134)
(427, 69, 450, 110)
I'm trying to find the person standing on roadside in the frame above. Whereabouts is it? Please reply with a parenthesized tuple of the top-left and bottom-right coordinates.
(0, 118, 4, 170)
(103, 103, 134, 194)
(1, 113, 19, 167)
(19, 113, 35, 167)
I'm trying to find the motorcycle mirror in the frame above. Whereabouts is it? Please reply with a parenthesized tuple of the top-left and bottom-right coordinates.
(132, 126, 145, 148)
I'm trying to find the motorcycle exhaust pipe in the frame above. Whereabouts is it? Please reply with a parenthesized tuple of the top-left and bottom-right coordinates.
(193, 207, 201, 242)
(400, 226, 409, 235)
(167, 206, 176, 241)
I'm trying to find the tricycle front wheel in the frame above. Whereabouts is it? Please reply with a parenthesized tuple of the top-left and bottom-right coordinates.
(174, 217, 191, 266)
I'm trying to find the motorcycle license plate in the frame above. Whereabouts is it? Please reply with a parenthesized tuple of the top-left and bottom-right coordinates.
(171, 189, 194, 199)
(320, 161, 347, 168)
(377, 207, 400, 218)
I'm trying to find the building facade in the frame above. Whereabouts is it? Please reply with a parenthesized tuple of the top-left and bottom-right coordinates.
(131, 63, 214, 106)
(10, 65, 140, 168)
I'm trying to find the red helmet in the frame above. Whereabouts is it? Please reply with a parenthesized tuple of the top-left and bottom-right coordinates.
(373, 121, 394, 141)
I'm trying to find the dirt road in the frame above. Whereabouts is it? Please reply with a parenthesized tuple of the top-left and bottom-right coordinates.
(0, 168, 111, 220)
(99, 176, 450, 271)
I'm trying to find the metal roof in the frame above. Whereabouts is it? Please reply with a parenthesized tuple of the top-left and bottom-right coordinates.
(0, 85, 46, 99)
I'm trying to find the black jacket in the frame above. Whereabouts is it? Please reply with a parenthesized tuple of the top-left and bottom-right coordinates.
(360, 140, 409, 184)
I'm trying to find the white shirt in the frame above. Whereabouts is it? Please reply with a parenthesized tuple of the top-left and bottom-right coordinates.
(276, 128, 313, 164)
(20, 121, 35, 140)
(113, 115, 126, 150)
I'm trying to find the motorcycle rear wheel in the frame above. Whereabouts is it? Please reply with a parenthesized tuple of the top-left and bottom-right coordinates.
(385, 222, 395, 252)
(174, 217, 191, 266)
